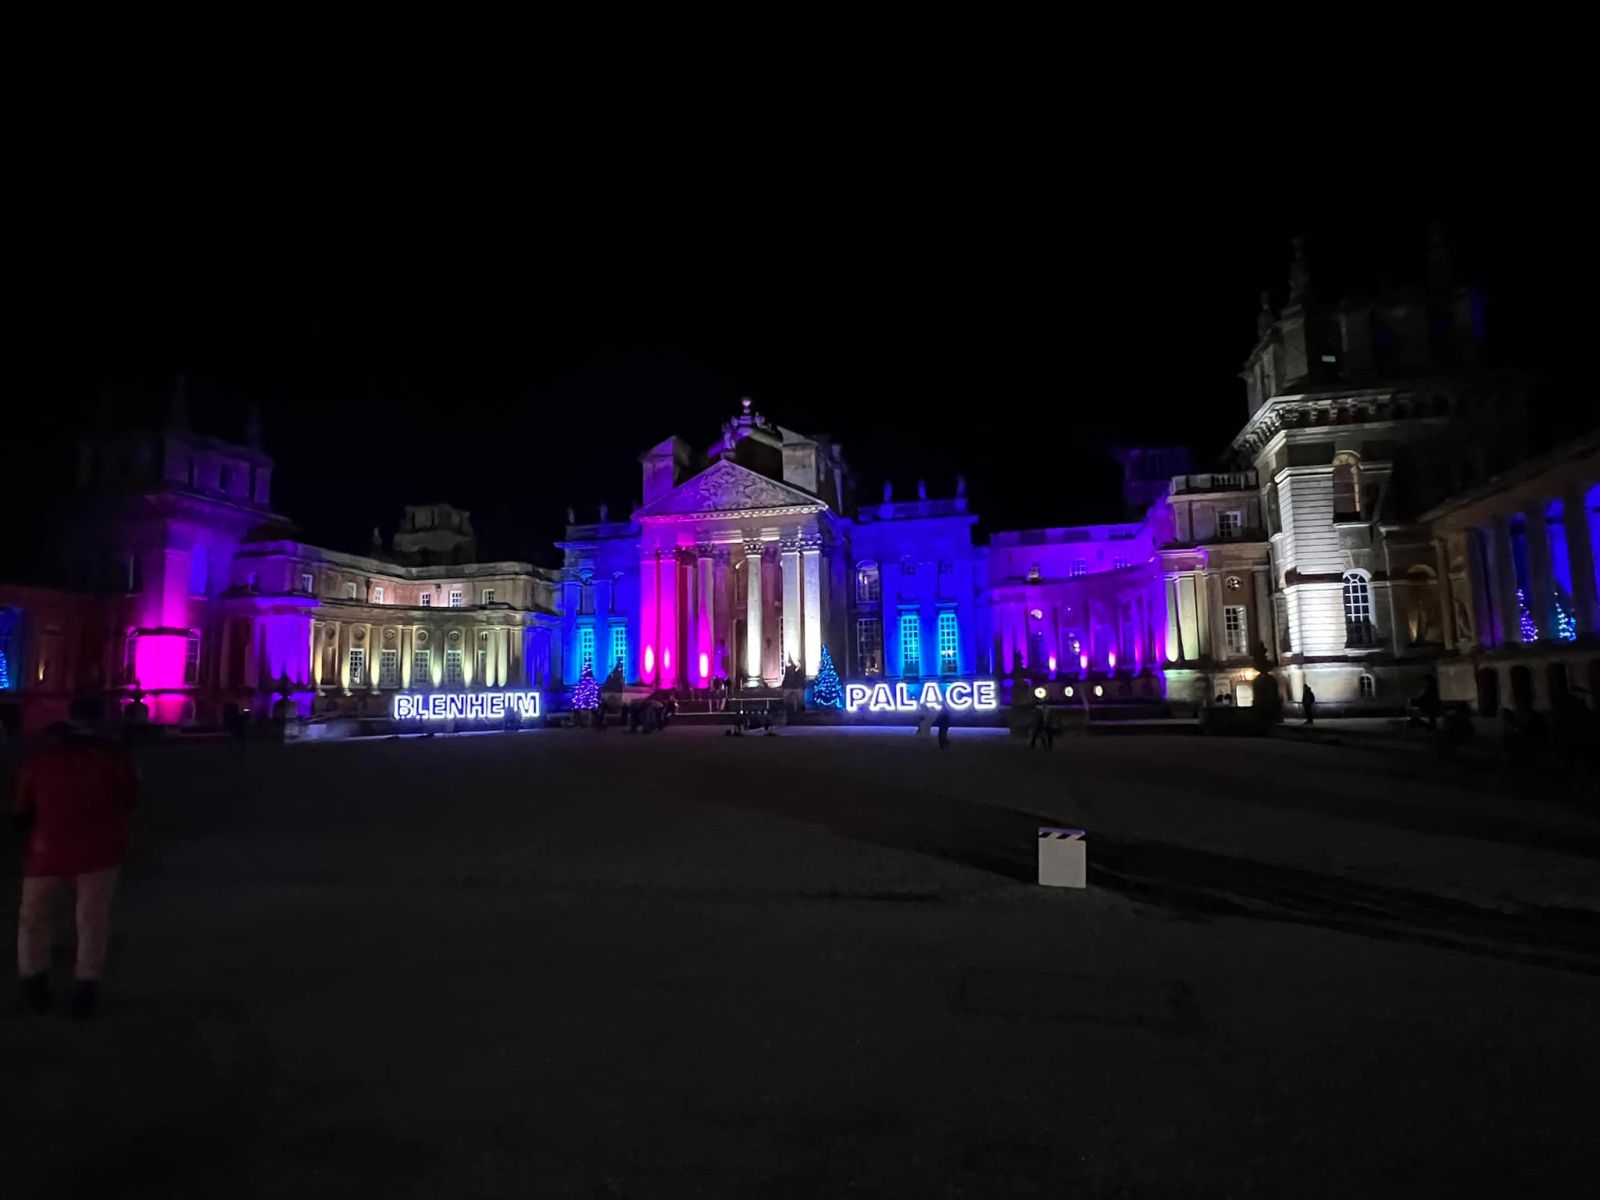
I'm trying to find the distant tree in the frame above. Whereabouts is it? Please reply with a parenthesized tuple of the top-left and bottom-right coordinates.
(573, 661, 600, 710)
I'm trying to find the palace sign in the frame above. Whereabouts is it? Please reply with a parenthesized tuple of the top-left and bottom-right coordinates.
(843, 680, 998, 714)
(391, 691, 543, 721)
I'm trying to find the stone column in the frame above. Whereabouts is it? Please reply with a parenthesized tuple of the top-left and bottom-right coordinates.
(1526, 507, 1554, 639)
(400, 626, 412, 688)
(696, 547, 715, 688)
(1252, 567, 1274, 660)
(1177, 576, 1199, 662)
(658, 551, 679, 687)
(802, 543, 823, 678)
(496, 626, 509, 688)
(1432, 539, 1455, 647)
(1564, 489, 1598, 634)
(744, 539, 764, 686)
(1204, 573, 1225, 659)
(1490, 515, 1521, 646)
(1164, 577, 1181, 663)
(1194, 573, 1213, 659)
(780, 542, 802, 673)
(638, 550, 658, 685)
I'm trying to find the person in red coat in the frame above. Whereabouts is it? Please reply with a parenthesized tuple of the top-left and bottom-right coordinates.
(13, 696, 139, 1018)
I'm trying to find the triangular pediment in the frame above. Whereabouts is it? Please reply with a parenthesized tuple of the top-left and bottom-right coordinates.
(636, 460, 828, 520)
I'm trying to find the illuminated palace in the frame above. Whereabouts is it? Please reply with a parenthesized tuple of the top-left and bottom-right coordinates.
(3, 235, 1599, 731)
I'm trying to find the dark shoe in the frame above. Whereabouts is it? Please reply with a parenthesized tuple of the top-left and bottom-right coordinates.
(69, 980, 98, 1021)
(20, 972, 51, 1014)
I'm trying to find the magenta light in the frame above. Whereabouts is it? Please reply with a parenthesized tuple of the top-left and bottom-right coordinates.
(644, 645, 655, 674)
(1079, 653, 1089, 671)
(1047, 654, 1057, 672)
(699, 652, 710, 679)
(663, 649, 671, 673)
(1108, 650, 1117, 670)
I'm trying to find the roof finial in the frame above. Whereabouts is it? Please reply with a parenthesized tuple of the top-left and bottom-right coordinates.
(1256, 289, 1276, 337)
(741, 396, 753, 416)
(1287, 236, 1310, 304)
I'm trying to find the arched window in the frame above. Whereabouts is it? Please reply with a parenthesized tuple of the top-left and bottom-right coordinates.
(937, 558, 953, 575)
(855, 561, 880, 605)
(1332, 452, 1362, 519)
(1343, 571, 1376, 647)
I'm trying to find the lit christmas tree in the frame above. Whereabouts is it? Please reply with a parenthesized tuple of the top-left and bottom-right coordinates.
(810, 645, 843, 708)
(572, 661, 600, 710)
(1516, 587, 1536, 643)
(1553, 589, 1578, 642)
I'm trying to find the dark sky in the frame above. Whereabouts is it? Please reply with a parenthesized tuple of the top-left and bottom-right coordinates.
(4, 80, 1588, 578)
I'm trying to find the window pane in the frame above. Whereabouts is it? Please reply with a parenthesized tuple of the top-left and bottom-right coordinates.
(413, 650, 431, 684)
(900, 612, 921, 676)
(937, 611, 958, 674)
(609, 625, 629, 675)
(578, 627, 595, 670)
(856, 618, 881, 674)
(349, 647, 366, 685)
(380, 649, 399, 687)
(444, 649, 463, 686)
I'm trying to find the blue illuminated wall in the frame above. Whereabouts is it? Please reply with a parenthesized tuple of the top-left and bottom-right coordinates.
(556, 519, 640, 686)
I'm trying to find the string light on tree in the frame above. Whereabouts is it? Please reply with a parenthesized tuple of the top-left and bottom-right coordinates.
(1516, 587, 1536, 643)
(572, 661, 600, 710)
(810, 644, 843, 708)
(1553, 590, 1578, 642)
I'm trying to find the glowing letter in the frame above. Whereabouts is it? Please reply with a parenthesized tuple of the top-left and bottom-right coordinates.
(946, 681, 973, 709)
(868, 682, 895, 712)
(894, 682, 916, 711)
(918, 682, 943, 708)
(973, 680, 998, 710)
(844, 683, 870, 712)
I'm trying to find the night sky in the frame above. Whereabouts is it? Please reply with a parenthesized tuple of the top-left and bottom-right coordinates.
(4, 83, 1586, 580)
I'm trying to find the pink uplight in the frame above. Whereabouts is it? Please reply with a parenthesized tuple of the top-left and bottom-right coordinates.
(1047, 654, 1057, 672)
(663, 650, 671, 672)
(699, 652, 710, 679)
(644, 645, 655, 674)
(1108, 650, 1117, 670)
(1079, 653, 1089, 671)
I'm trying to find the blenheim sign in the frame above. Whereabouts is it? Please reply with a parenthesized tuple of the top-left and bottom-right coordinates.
(842, 680, 998, 714)
(391, 691, 543, 721)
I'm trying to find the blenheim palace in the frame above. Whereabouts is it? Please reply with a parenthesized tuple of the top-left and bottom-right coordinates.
(3, 238, 1598, 731)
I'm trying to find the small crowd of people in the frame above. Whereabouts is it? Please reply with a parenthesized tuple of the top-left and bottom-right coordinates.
(591, 694, 677, 734)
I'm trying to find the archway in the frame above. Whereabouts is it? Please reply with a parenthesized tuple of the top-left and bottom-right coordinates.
(1476, 667, 1500, 716)
(1509, 665, 1535, 712)
(1546, 663, 1571, 708)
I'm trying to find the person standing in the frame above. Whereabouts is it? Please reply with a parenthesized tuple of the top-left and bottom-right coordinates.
(1029, 701, 1053, 750)
(13, 697, 139, 1018)
(936, 703, 951, 750)
(1302, 683, 1317, 726)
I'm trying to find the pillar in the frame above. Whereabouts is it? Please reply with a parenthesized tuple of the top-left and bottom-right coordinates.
(802, 542, 823, 678)
(496, 626, 509, 688)
(744, 539, 764, 686)
(400, 626, 412, 687)
(1251, 567, 1274, 660)
(1564, 488, 1598, 634)
(1432, 539, 1455, 647)
(696, 548, 715, 688)
(1204, 573, 1224, 659)
(1177, 576, 1199, 661)
(1490, 515, 1521, 646)
(659, 552, 680, 687)
(780, 543, 802, 672)
(1526, 507, 1554, 638)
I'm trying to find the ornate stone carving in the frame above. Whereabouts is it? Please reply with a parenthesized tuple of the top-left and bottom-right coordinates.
(637, 460, 828, 520)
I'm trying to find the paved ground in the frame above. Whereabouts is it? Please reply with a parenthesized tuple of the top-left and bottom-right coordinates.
(4, 727, 1600, 1197)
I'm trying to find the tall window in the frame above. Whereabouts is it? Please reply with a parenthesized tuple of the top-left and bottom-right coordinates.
(937, 611, 959, 674)
(476, 648, 487, 684)
(184, 633, 202, 685)
(856, 617, 882, 674)
(412, 649, 431, 685)
(578, 626, 595, 671)
(348, 647, 367, 686)
(449, 588, 464, 608)
(373, 586, 385, 604)
(343, 581, 357, 599)
(1217, 511, 1242, 541)
(1359, 673, 1376, 699)
(1332, 453, 1362, 519)
(1070, 560, 1088, 577)
(1224, 606, 1248, 655)
(419, 591, 432, 606)
(937, 558, 953, 576)
(301, 572, 314, 593)
(481, 588, 495, 605)
(379, 649, 400, 687)
(1343, 571, 1376, 647)
(444, 648, 464, 686)
(900, 556, 916, 577)
(609, 625, 629, 674)
(855, 562, 880, 605)
(900, 612, 921, 676)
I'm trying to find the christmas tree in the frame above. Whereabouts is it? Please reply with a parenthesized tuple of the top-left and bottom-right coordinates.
(1516, 587, 1536, 643)
(810, 645, 843, 708)
(572, 661, 600, 710)
(1553, 590, 1578, 642)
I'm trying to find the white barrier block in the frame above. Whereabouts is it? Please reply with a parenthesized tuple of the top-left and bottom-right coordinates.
(1038, 828, 1086, 888)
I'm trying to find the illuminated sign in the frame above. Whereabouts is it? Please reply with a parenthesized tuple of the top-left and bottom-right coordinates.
(842, 679, 998, 713)
(392, 691, 542, 721)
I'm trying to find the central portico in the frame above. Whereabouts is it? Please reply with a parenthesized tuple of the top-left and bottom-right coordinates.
(636, 457, 838, 690)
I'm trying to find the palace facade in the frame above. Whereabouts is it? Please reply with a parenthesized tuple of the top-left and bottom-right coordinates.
(4, 235, 1598, 732)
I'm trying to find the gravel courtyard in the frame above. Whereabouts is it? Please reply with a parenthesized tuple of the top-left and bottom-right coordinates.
(4, 727, 1599, 1198)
